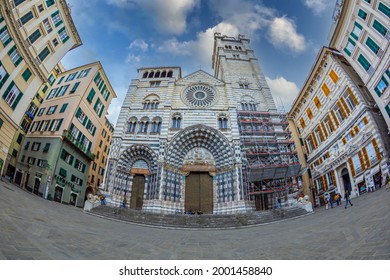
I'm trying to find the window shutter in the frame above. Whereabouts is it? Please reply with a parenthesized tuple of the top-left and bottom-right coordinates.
(358, 151, 365, 171)
(311, 133, 318, 148)
(340, 97, 351, 115)
(329, 70, 339, 83)
(363, 116, 368, 125)
(76, 108, 81, 118)
(83, 116, 88, 126)
(348, 158, 356, 177)
(61, 149, 66, 160)
(331, 111, 339, 127)
(354, 126, 359, 134)
(337, 101, 347, 118)
(342, 137, 347, 145)
(11, 92, 23, 110)
(70, 155, 74, 165)
(372, 139, 382, 160)
(347, 87, 358, 106)
(322, 83, 330, 96)
(331, 170, 337, 187)
(56, 119, 63, 131)
(82, 164, 86, 173)
(362, 147, 370, 168)
(321, 122, 328, 138)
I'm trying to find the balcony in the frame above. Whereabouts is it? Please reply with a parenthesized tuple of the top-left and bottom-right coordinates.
(62, 130, 95, 160)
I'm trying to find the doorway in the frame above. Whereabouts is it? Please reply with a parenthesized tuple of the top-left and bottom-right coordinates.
(33, 178, 40, 195)
(130, 175, 145, 210)
(341, 168, 351, 193)
(54, 186, 63, 203)
(185, 172, 213, 214)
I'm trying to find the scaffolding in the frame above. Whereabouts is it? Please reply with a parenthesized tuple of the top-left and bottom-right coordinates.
(238, 109, 301, 210)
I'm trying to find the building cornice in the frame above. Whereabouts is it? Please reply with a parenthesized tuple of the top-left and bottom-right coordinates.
(58, 0, 82, 50)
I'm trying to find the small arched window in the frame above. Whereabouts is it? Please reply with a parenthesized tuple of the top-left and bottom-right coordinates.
(148, 71, 154, 78)
(172, 115, 182, 129)
(142, 72, 148, 78)
(127, 118, 137, 133)
(218, 116, 228, 129)
(154, 71, 160, 78)
(161, 71, 167, 78)
(167, 71, 173, 78)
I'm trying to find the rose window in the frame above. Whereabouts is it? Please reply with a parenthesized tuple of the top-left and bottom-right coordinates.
(183, 84, 217, 108)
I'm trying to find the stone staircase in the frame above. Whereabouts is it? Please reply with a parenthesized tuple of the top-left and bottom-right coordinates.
(87, 206, 311, 229)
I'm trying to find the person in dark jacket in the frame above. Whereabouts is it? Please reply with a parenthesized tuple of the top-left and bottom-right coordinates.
(344, 190, 353, 209)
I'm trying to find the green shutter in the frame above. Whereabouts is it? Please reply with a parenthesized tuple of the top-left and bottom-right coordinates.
(366, 37, 379, 54)
(56, 119, 63, 131)
(87, 89, 95, 103)
(378, 2, 390, 18)
(344, 48, 351, 56)
(105, 91, 110, 101)
(0, 118, 3, 129)
(61, 149, 66, 160)
(386, 105, 390, 118)
(375, 87, 382, 97)
(99, 104, 104, 118)
(82, 164, 86, 173)
(373, 20, 387, 36)
(22, 68, 32, 81)
(11, 92, 23, 110)
(357, 54, 371, 71)
(69, 155, 74, 165)
(60, 103, 68, 113)
(358, 9, 367, 19)
(83, 116, 88, 126)
(92, 126, 96, 136)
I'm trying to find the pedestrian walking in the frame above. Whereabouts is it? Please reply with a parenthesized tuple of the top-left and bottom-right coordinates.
(334, 193, 341, 206)
(325, 198, 329, 210)
(368, 180, 375, 192)
(344, 190, 353, 208)
(122, 196, 127, 208)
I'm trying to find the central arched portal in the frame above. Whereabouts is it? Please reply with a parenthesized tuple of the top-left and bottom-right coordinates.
(183, 147, 215, 214)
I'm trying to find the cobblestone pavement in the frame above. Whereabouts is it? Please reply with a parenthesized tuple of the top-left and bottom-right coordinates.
(1, 179, 389, 260)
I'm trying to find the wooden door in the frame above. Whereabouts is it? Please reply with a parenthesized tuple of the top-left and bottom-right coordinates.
(185, 172, 213, 214)
(131, 175, 145, 210)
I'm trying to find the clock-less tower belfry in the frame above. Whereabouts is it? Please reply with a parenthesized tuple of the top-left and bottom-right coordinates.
(104, 33, 300, 214)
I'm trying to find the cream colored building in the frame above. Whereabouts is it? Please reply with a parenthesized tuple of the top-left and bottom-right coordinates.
(4, 63, 64, 181)
(0, 0, 81, 176)
(288, 47, 389, 206)
(329, 0, 390, 130)
(87, 116, 114, 195)
(16, 62, 116, 207)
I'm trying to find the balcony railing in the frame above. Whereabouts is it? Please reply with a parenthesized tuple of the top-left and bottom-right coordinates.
(62, 130, 95, 160)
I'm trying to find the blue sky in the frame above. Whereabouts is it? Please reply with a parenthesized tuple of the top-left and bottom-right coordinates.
(61, 0, 337, 124)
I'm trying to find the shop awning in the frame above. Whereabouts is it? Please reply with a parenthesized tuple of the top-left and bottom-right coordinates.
(370, 164, 381, 175)
(355, 174, 365, 184)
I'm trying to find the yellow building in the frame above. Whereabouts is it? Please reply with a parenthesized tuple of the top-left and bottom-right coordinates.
(4, 63, 64, 179)
(0, 0, 81, 176)
(87, 117, 114, 195)
(16, 62, 116, 207)
(289, 47, 389, 207)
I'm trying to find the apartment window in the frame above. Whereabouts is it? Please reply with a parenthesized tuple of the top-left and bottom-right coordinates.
(70, 82, 80, 93)
(43, 143, 50, 153)
(93, 98, 104, 117)
(351, 22, 362, 40)
(0, 63, 9, 88)
(22, 68, 32, 82)
(77, 68, 91, 78)
(20, 11, 34, 25)
(352, 154, 362, 174)
(344, 92, 357, 111)
(321, 83, 330, 97)
(37, 159, 47, 168)
(87, 89, 96, 103)
(8, 46, 22, 67)
(71, 175, 83, 186)
(358, 9, 367, 20)
(0, 26, 12, 46)
(51, 11, 62, 27)
(314, 96, 321, 109)
(378, 2, 390, 18)
(28, 29, 42, 44)
(329, 70, 339, 84)
(66, 72, 77, 82)
(38, 4, 44, 12)
(373, 20, 387, 36)
(357, 54, 371, 71)
(52, 38, 58, 47)
(16, 133, 23, 144)
(344, 39, 356, 56)
(86, 120, 96, 136)
(43, 18, 52, 33)
(46, 0, 55, 8)
(59, 103, 68, 113)
(31, 142, 41, 151)
(218, 117, 228, 129)
(51, 119, 63, 131)
(306, 108, 313, 119)
(76, 108, 87, 124)
(56, 85, 69, 97)
(58, 27, 69, 43)
(334, 106, 345, 123)
(46, 105, 57, 115)
(38, 47, 50, 62)
(74, 159, 86, 173)
(61, 149, 74, 165)
(27, 157, 36, 165)
(14, 0, 26, 6)
(374, 76, 388, 97)
(2, 82, 23, 110)
(48, 74, 55, 85)
(299, 118, 306, 130)
(92, 162, 97, 171)
(366, 37, 380, 54)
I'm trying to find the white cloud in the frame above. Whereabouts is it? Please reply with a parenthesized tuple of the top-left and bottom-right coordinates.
(268, 17, 307, 54)
(156, 22, 239, 71)
(303, 0, 330, 15)
(106, 92, 126, 126)
(129, 39, 149, 52)
(126, 54, 141, 64)
(106, 0, 199, 35)
(266, 76, 299, 111)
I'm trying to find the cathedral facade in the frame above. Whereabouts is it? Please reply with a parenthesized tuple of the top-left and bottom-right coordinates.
(104, 34, 299, 214)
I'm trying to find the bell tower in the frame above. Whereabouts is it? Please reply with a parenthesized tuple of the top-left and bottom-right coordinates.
(212, 33, 277, 111)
